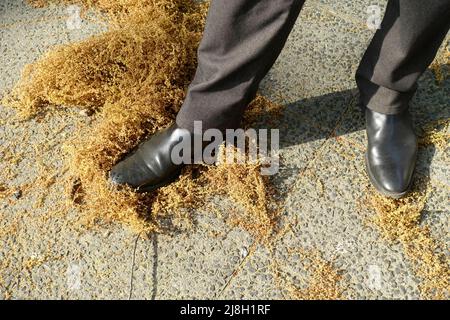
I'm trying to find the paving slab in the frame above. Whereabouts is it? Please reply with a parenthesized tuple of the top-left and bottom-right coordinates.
(315, 0, 387, 23)
(0, 0, 448, 300)
(280, 135, 422, 299)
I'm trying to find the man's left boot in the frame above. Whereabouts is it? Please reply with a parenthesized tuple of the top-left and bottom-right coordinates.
(365, 108, 418, 198)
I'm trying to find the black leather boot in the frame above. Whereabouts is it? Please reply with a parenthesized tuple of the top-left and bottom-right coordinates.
(109, 123, 191, 193)
(365, 108, 417, 198)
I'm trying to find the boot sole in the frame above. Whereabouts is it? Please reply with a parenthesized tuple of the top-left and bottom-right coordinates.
(136, 168, 182, 193)
(364, 152, 411, 199)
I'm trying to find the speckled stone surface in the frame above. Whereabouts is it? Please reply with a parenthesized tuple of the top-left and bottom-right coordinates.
(0, 0, 448, 299)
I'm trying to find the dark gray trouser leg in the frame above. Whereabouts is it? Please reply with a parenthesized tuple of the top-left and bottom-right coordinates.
(176, 0, 305, 132)
(356, 0, 450, 115)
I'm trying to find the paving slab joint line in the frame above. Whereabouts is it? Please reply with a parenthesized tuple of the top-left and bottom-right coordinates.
(309, 0, 370, 30)
(214, 98, 359, 272)
(128, 231, 143, 300)
(294, 94, 357, 180)
(274, 95, 357, 222)
(334, 135, 366, 151)
(216, 241, 257, 298)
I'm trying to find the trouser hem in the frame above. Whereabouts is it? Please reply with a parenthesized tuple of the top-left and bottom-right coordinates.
(356, 75, 414, 115)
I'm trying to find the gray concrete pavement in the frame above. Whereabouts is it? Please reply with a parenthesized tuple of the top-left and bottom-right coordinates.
(0, 0, 448, 299)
